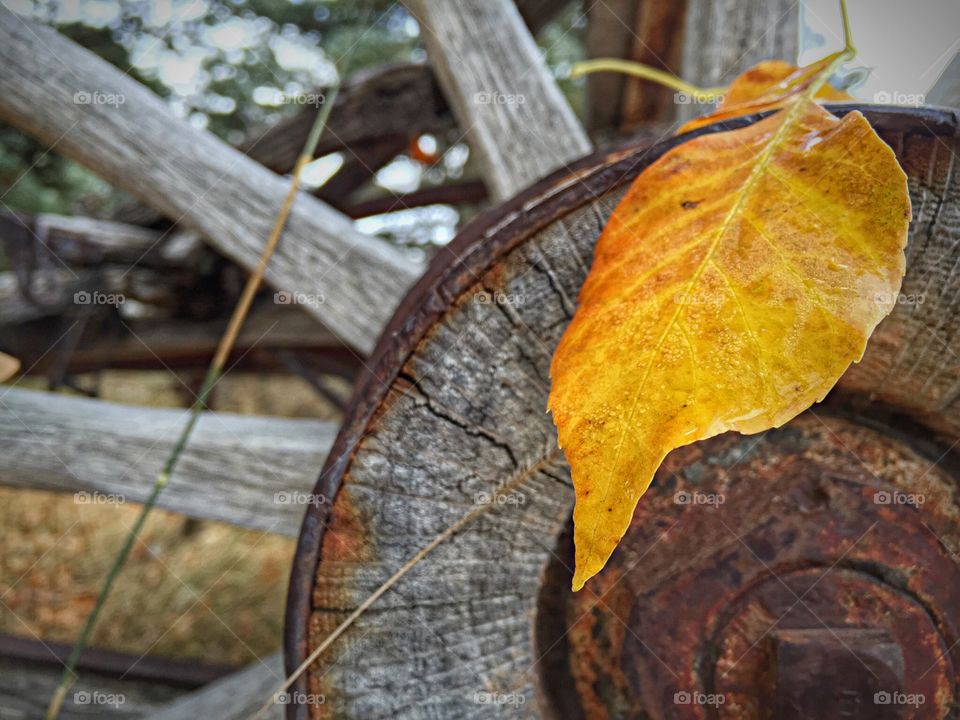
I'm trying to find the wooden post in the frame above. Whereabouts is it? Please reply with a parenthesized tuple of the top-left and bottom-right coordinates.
(679, 0, 800, 119)
(404, 0, 591, 201)
(584, 0, 688, 132)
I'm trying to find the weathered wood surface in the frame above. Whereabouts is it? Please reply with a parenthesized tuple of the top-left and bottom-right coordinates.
(0, 387, 335, 535)
(286, 107, 960, 718)
(152, 652, 284, 720)
(244, 63, 451, 176)
(6, 303, 351, 378)
(0, 7, 420, 353)
(0, 658, 185, 719)
(584, 0, 687, 132)
(0, 268, 132, 324)
(679, 0, 800, 121)
(0, 630, 241, 720)
(0, 212, 192, 265)
(404, 0, 591, 201)
(681, 0, 800, 84)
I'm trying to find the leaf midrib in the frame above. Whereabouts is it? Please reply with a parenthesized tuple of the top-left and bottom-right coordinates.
(587, 95, 817, 556)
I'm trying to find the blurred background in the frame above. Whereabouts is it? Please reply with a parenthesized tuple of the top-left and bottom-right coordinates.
(0, 0, 957, 715)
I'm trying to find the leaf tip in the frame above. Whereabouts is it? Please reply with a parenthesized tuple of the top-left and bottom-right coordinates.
(571, 571, 589, 592)
(571, 547, 607, 592)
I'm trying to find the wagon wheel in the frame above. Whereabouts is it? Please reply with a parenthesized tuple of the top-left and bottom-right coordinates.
(286, 105, 960, 719)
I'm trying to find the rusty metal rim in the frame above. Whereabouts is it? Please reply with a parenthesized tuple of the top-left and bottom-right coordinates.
(283, 104, 960, 719)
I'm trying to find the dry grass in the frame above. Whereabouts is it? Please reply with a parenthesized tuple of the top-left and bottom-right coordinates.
(1, 487, 293, 666)
(2, 370, 343, 667)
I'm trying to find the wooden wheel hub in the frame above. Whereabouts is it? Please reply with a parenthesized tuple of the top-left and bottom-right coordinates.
(536, 416, 960, 719)
(285, 106, 960, 719)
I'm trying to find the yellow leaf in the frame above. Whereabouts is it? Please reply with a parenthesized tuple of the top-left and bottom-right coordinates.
(548, 100, 910, 591)
(679, 53, 855, 133)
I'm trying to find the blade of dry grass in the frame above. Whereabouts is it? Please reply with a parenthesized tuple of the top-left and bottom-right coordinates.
(45, 86, 340, 720)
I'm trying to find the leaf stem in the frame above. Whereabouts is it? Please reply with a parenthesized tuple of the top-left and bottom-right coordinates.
(806, 8, 858, 102)
(840, 0, 856, 55)
(570, 58, 727, 102)
(43, 85, 339, 720)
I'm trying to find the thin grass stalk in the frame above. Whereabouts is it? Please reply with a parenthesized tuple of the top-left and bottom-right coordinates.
(45, 86, 339, 720)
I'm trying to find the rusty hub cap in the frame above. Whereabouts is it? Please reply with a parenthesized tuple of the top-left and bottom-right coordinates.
(536, 412, 960, 719)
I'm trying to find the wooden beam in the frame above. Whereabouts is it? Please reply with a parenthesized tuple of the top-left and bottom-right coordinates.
(679, 0, 800, 120)
(404, 0, 591, 201)
(0, 7, 421, 353)
(0, 268, 125, 324)
(151, 652, 284, 720)
(5, 303, 359, 379)
(0, 632, 236, 689)
(0, 211, 177, 263)
(244, 64, 450, 175)
(0, 387, 335, 535)
(0, 656, 185, 719)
